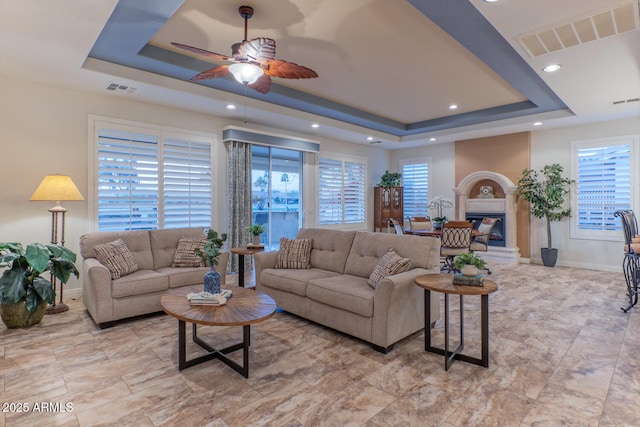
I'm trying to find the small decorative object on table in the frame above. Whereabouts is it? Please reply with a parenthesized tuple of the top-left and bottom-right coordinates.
(187, 289, 233, 306)
(428, 195, 453, 229)
(452, 253, 487, 286)
(194, 229, 227, 295)
(453, 273, 485, 287)
(246, 224, 265, 246)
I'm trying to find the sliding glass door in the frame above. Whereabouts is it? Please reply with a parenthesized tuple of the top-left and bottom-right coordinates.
(251, 146, 302, 247)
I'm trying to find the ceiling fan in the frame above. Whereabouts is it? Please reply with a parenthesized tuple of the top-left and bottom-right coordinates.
(171, 5, 318, 94)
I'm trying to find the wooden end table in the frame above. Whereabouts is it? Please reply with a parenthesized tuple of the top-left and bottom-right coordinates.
(415, 274, 498, 371)
(230, 247, 265, 287)
(161, 285, 276, 378)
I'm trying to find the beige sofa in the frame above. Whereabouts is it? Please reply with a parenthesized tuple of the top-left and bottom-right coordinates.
(254, 228, 441, 352)
(79, 227, 229, 328)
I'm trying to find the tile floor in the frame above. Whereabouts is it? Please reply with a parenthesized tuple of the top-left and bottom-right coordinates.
(1, 263, 640, 426)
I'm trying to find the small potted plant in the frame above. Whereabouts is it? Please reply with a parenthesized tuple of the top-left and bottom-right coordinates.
(246, 224, 265, 245)
(0, 242, 79, 328)
(428, 195, 454, 229)
(194, 229, 227, 294)
(452, 253, 487, 276)
(378, 170, 402, 188)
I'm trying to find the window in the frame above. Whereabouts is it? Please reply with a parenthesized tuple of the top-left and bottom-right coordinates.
(93, 119, 213, 231)
(401, 159, 430, 218)
(318, 156, 366, 225)
(571, 135, 638, 240)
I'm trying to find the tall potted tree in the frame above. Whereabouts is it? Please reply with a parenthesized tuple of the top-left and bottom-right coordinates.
(517, 163, 573, 267)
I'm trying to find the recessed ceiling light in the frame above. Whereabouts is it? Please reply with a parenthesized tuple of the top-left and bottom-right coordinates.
(448, 104, 458, 110)
(311, 123, 319, 128)
(533, 121, 544, 126)
(366, 136, 374, 141)
(225, 104, 237, 110)
(429, 137, 437, 142)
(484, 0, 499, 3)
(543, 64, 562, 73)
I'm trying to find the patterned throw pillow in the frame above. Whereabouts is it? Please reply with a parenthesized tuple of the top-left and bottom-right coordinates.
(94, 239, 138, 280)
(275, 237, 313, 269)
(171, 237, 206, 267)
(368, 249, 413, 288)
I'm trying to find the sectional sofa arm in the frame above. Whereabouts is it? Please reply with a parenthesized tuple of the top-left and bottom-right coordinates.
(253, 251, 279, 289)
(82, 258, 114, 324)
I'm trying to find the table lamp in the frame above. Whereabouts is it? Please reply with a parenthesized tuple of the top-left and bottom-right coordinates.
(30, 174, 84, 314)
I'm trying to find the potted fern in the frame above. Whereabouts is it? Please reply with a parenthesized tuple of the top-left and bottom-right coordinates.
(0, 242, 79, 328)
(246, 224, 265, 245)
(452, 253, 487, 276)
(517, 163, 573, 267)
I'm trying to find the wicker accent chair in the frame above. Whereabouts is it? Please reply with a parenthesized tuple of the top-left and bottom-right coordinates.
(440, 221, 473, 272)
(470, 217, 500, 274)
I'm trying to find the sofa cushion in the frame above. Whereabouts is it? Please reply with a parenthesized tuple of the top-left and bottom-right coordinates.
(296, 229, 356, 273)
(80, 230, 154, 270)
(156, 266, 210, 288)
(149, 227, 207, 269)
(344, 231, 438, 278)
(111, 270, 169, 298)
(171, 237, 206, 267)
(307, 275, 374, 317)
(367, 249, 413, 288)
(94, 239, 139, 280)
(275, 238, 313, 269)
(260, 268, 341, 296)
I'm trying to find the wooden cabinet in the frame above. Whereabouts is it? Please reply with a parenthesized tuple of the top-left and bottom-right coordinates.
(373, 187, 403, 232)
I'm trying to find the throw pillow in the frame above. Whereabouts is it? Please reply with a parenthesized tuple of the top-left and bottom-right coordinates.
(171, 237, 206, 267)
(368, 249, 413, 288)
(275, 237, 313, 269)
(94, 239, 138, 280)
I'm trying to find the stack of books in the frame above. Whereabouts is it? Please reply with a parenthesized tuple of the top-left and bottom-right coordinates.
(186, 289, 233, 306)
(452, 273, 484, 287)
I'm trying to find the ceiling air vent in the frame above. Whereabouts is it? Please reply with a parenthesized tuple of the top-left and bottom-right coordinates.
(106, 83, 138, 94)
(368, 140, 383, 144)
(517, 1, 639, 57)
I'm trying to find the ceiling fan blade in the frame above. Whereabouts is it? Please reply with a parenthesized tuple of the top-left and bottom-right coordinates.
(171, 42, 232, 61)
(191, 65, 230, 81)
(238, 38, 276, 64)
(248, 75, 272, 94)
(264, 59, 318, 79)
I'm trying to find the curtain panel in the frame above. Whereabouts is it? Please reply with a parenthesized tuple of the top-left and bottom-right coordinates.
(225, 140, 252, 274)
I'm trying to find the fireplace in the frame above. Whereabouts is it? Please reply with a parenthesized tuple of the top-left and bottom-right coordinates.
(465, 212, 505, 247)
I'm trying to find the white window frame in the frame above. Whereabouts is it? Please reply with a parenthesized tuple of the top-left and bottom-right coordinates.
(88, 115, 216, 232)
(399, 157, 432, 220)
(570, 134, 639, 241)
(316, 152, 367, 229)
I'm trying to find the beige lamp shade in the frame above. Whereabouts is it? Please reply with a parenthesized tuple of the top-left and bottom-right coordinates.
(30, 174, 85, 202)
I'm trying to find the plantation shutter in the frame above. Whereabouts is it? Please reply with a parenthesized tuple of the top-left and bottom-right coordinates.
(343, 161, 366, 223)
(576, 144, 631, 231)
(318, 158, 343, 225)
(97, 129, 159, 231)
(163, 138, 212, 228)
(402, 162, 429, 218)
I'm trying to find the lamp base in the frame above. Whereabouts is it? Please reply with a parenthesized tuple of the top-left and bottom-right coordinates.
(46, 303, 69, 315)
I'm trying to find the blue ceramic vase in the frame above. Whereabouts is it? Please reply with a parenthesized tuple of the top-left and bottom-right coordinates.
(204, 268, 221, 294)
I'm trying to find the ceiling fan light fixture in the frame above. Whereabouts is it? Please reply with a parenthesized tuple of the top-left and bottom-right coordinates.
(229, 63, 264, 85)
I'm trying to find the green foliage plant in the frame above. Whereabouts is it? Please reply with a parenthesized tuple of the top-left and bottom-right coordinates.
(378, 170, 402, 188)
(452, 253, 487, 271)
(0, 242, 79, 314)
(246, 224, 265, 236)
(194, 229, 227, 267)
(517, 163, 573, 250)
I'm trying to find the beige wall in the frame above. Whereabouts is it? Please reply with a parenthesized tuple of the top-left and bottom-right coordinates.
(455, 132, 531, 258)
(0, 75, 387, 295)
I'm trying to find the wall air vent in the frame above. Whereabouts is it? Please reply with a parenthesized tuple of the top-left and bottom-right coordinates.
(106, 83, 138, 94)
(517, 1, 639, 57)
(611, 97, 640, 106)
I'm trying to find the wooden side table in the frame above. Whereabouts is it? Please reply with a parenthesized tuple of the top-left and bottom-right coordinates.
(230, 247, 265, 287)
(415, 273, 498, 371)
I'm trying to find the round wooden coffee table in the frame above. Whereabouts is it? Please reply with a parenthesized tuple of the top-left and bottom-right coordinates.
(415, 274, 498, 371)
(161, 285, 276, 378)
